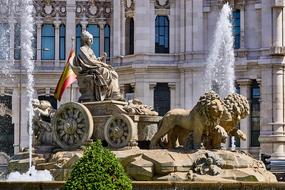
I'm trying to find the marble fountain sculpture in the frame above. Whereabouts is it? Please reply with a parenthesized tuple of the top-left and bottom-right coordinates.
(8, 28, 276, 182)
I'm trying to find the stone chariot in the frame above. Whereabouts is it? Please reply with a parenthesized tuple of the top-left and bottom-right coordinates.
(51, 100, 160, 150)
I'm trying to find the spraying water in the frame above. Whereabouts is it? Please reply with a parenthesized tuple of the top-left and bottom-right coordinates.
(20, 0, 35, 171)
(0, 0, 53, 181)
(0, 1, 16, 83)
(204, 3, 235, 98)
(204, 3, 236, 150)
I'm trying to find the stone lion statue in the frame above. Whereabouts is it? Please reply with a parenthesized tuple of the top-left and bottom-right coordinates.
(162, 93, 250, 150)
(204, 93, 250, 149)
(150, 91, 228, 149)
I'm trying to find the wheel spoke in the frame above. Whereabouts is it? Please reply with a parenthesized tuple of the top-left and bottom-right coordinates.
(74, 133, 79, 141)
(68, 109, 73, 118)
(59, 130, 65, 138)
(74, 109, 80, 119)
(69, 135, 74, 144)
(77, 124, 84, 128)
(76, 114, 83, 123)
(63, 111, 68, 119)
(64, 134, 69, 143)
(77, 129, 83, 134)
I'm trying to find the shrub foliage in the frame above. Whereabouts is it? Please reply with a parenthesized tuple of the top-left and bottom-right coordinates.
(63, 140, 132, 190)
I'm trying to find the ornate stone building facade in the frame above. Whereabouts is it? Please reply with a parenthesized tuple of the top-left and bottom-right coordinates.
(0, 0, 284, 160)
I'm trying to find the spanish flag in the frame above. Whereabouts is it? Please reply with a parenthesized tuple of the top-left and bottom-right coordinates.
(54, 49, 77, 101)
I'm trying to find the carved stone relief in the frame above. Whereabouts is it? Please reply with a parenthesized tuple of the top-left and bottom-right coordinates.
(155, 0, 170, 9)
(76, 1, 112, 19)
(125, 0, 135, 12)
(33, 0, 66, 17)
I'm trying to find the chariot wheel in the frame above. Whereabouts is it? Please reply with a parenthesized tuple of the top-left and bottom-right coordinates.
(52, 102, 93, 150)
(104, 114, 134, 148)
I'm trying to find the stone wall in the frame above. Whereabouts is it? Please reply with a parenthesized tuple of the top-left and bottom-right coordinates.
(0, 181, 285, 190)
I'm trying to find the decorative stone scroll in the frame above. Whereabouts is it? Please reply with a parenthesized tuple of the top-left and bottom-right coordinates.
(155, 0, 170, 9)
(76, 1, 112, 19)
(33, 0, 66, 17)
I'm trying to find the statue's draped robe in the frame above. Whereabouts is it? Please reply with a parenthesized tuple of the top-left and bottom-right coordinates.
(75, 45, 120, 101)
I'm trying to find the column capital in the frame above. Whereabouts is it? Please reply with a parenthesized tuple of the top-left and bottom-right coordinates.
(53, 20, 61, 28)
(98, 20, 106, 30)
(36, 20, 43, 29)
(272, 0, 285, 8)
(149, 82, 156, 89)
(168, 82, 176, 89)
(256, 78, 262, 86)
(130, 82, 136, 89)
(236, 79, 252, 86)
(80, 20, 88, 32)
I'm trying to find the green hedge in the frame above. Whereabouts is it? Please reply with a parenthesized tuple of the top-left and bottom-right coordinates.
(63, 140, 132, 190)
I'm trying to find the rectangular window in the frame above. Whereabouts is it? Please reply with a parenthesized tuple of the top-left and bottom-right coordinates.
(0, 23, 10, 60)
(59, 24, 65, 60)
(14, 23, 21, 60)
(41, 24, 55, 60)
(104, 25, 110, 60)
(250, 80, 260, 147)
(76, 24, 82, 55)
(232, 10, 240, 49)
(155, 16, 169, 53)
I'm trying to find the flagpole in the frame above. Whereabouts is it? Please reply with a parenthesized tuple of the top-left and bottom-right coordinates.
(70, 37, 75, 102)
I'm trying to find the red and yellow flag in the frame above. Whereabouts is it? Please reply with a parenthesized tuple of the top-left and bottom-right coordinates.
(54, 49, 77, 101)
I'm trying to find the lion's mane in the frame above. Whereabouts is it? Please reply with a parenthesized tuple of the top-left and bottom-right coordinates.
(195, 91, 225, 128)
(223, 93, 250, 124)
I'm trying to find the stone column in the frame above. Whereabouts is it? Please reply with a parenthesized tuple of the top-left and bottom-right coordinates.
(271, 65, 285, 158)
(261, 0, 272, 48)
(149, 0, 155, 53)
(237, 79, 252, 152)
(98, 20, 106, 56)
(149, 82, 156, 108)
(66, 0, 76, 55)
(36, 21, 43, 61)
(168, 83, 176, 109)
(185, 0, 193, 53)
(192, 0, 203, 52)
(272, 5, 283, 47)
(179, 69, 185, 108)
(112, 0, 122, 57)
(80, 20, 88, 32)
(53, 20, 61, 67)
(134, 0, 151, 53)
(12, 88, 19, 154)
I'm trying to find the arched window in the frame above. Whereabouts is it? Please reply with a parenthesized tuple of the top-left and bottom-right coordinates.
(14, 23, 21, 60)
(87, 24, 100, 57)
(104, 24, 110, 60)
(232, 10, 240, 49)
(41, 24, 55, 60)
(250, 80, 260, 147)
(125, 17, 134, 55)
(76, 24, 82, 54)
(59, 24, 65, 60)
(155, 16, 169, 53)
